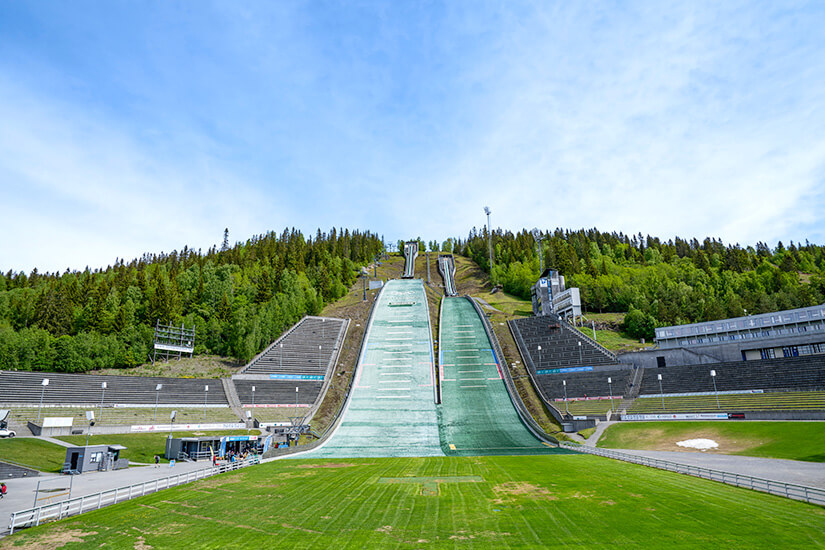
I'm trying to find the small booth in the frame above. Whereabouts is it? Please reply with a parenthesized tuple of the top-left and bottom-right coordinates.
(165, 433, 273, 461)
(63, 444, 129, 474)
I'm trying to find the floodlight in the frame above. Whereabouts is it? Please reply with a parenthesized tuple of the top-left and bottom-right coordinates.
(42, 378, 49, 386)
(246, 411, 252, 419)
(156, 383, 163, 391)
(86, 410, 95, 422)
(170, 410, 177, 421)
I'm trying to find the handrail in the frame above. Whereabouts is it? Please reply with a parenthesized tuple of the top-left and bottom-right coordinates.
(560, 443, 825, 506)
(468, 297, 558, 445)
(8, 457, 261, 534)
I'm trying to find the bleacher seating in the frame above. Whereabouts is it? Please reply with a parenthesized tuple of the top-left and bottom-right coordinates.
(241, 316, 346, 376)
(636, 356, 825, 396)
(532, 368, 633, 402)
(0, 371, 228, 406)
(510, 315, 619, 371)
(627, 391, 825, 413)
(234, 380, 323, 406)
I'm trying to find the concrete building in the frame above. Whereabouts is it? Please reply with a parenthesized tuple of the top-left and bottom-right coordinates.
(530, 269, 582, 320)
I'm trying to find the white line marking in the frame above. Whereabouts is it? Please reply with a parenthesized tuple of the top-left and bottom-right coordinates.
(460, 378, 486, 381)
(460, 385, 486, 388)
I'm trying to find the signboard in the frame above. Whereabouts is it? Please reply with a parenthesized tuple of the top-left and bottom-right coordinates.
(269, 374, 325, 381)
(42, 417, 74, 428)
(621, 413, 730, 421)
(537, 366, 593, 375)
(131, 422, 244, 432)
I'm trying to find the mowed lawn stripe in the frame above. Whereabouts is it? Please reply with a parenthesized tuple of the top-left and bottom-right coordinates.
(4, 455, 825, 548)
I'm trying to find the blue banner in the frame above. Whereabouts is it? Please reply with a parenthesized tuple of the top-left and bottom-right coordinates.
(537, 366, 594, 375)
(268, 374, 325, 381)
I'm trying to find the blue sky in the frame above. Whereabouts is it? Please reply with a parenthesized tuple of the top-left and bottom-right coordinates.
(1, 1, 824, 272)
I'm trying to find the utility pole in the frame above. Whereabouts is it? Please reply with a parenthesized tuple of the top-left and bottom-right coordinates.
(531, 228, 543, 272)
(426, 248, 430, 284)
(484, 206, 493, 270)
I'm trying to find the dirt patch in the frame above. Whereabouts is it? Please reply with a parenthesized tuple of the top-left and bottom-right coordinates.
(1, 528, 98, 549)
(491, 482, 558, 504)
(625, 428, 761, 453)
(134, 535, 152, 550)
(376, 525, 394, 533)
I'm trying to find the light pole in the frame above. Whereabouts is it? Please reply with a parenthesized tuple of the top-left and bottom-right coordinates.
(531, 228, 543, 272)
(99, 382, 107, 422)
(711, 370, 720, 409)
(657, 373, 665, 410)
(294, 386, 299, 423)
(484, 206, 493, 270)
(85, 410, 95, 447)
(537, 345, 542, 369)
(608, 376, 614, 412)
(37, 378, 49, 424)
(251, 385, 256, 409)
(203, 385, 209, 422)
(246, 410, 252, 435)
(321, 318, 325, 340)
(319, 345, 322, 371)
(563, 380, 569, 415)
(578, 340, 582, 363)
(154, 384, 163, 422)
(280, 342, 284, 370)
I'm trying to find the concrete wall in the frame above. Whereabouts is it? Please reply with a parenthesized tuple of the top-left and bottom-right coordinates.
(618, 348, 720, 369)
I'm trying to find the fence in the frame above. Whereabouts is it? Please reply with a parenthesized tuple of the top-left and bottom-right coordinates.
(560, 443, 825, 506)
(8, 457, 260, 534)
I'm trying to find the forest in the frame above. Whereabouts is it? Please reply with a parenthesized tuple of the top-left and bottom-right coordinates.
(0, 228, 383, 372)
(459, 228, 825, 340)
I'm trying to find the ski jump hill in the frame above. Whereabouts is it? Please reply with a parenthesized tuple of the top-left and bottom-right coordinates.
(299, 278, 569, 458)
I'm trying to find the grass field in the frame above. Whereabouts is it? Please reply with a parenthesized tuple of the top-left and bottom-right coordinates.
(598, 421, 825, 462)
(3, 454, 824, 548)
(0, 438, 68, 473)
(56, 430, 261, 465)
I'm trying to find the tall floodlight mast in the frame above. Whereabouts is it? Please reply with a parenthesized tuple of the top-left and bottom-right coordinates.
(484, 206, 493, 270)
(531, 228, 543, 272)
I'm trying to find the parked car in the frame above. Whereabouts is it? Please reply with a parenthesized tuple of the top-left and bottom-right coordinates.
(0, 428, 16, 438)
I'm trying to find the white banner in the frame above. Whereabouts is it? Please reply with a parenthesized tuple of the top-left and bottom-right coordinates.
(622, 413, 730, 421)
(42, 417, 74, 428)
(130, 422, 245, 432)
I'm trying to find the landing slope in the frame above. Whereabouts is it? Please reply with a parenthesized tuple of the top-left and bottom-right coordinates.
(438, 297, 568, 456)
(301, 279, 443, 458)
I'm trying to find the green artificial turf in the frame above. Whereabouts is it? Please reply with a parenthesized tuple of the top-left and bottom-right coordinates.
(56, 430, 261, 465)
(0, 438, 68, 473)
(598, 421, 825, 462)
(3, 454, 824, 549)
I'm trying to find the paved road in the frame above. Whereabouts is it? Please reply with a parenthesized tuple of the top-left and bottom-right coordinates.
(612, 448, 825, 489)
(0, 459, 208, 534)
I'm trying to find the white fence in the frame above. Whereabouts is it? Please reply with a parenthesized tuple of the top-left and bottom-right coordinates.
(561, 443, 825, 506)
(8, 457, 260, 534)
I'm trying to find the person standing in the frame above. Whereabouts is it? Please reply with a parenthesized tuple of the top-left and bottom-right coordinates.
(1, 482, 7, 499)
(154, 455, 160, 468)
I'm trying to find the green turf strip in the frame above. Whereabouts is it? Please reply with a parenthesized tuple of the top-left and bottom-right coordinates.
(5, 455, 824, 548)
(598, 421, 825, 462)
(0, 438, 68, 473)
(437, 297, 565, 456)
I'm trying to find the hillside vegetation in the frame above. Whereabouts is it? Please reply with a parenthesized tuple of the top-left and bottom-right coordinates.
(0, 228, 383, 372)
(459, 228, 825, 339)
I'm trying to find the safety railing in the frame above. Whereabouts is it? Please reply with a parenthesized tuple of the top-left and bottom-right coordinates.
(560, 443, 825, 506)
(8, 457, 260, 534)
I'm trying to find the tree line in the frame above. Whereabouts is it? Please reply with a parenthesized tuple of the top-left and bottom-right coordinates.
(0, 228, 383, 372)
(459, 227, 825, 340)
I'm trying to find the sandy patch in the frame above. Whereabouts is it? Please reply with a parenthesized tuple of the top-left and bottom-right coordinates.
(676, 438, 719, 451)
(376, 525, 394, 533)
(491, 482, 558, 504)
(134, 535, 152, 549)
(1, 528, 98, 549)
